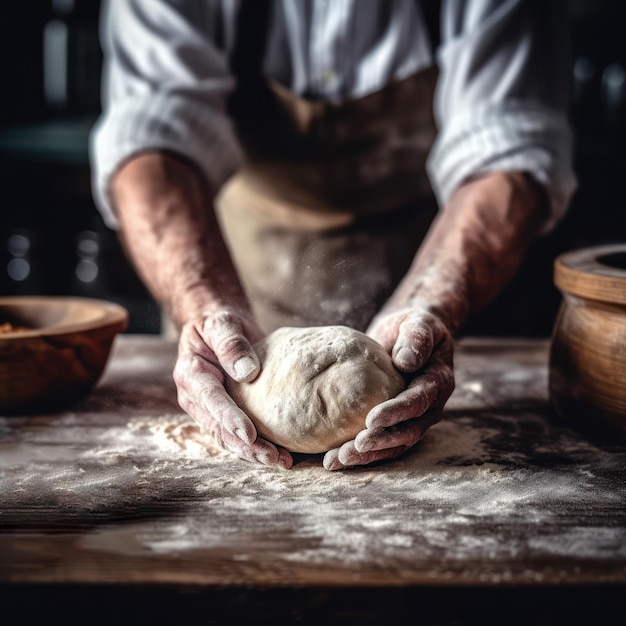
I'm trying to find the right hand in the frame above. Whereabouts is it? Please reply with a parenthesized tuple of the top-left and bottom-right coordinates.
(173, 307, 293, 469)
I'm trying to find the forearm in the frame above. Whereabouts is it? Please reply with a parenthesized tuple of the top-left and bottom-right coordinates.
(382, 171, 549, 335)
(110, 151, 250, 328)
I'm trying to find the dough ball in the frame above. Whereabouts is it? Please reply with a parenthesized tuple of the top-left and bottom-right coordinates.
(226, 325, 405, 454)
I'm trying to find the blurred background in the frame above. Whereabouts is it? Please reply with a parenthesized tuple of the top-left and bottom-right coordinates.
(0, 0, 624, 336)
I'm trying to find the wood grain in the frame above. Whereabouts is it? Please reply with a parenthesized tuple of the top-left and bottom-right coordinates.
(1, 336, 624, 592)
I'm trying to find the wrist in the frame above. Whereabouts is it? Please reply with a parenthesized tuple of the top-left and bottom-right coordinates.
(382, 170, 547, 334)
(371, 299, 462, 339)
(170, 285, 255, 330)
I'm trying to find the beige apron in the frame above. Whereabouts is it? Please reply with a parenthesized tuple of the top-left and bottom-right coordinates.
(217, 6, 439, 333)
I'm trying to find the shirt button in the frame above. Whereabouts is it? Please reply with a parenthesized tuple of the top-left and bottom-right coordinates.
(320, 69, 337, 85)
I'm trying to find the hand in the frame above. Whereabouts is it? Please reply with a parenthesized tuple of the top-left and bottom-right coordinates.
(173, 308, 293, 469)
(323, 307, 454, 470)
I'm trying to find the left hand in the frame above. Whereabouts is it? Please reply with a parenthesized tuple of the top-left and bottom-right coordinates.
(174, 307, 293, 469)
(323, 307, 455, 470)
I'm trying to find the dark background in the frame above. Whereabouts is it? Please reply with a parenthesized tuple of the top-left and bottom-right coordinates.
(0, 0, 624, 336)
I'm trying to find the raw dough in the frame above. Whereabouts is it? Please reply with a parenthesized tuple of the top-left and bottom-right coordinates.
(226, 325, 405, 454)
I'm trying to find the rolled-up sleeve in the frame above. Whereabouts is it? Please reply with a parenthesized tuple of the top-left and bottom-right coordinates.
(89, 0, 243, 229)
(427, 0, 577, 232)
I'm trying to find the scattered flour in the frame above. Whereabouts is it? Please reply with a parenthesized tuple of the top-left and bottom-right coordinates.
(2, 337, 624, 585)
(129, 417, 228, 459)
(44, 413, 622, 580)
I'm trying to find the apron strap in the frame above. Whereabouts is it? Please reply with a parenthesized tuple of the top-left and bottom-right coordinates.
(420, 0, 442, 54)
(228, 0, 273, 121)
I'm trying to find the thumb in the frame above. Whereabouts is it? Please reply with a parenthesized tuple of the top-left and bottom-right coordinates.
(391, 317, 436, 373)
(203, 311, 261, 382)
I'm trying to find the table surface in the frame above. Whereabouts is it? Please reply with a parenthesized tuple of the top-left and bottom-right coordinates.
(1, 335, 624, 622)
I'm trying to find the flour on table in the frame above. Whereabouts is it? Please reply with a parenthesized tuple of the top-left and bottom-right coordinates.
(3, 335, 624, 585)
(129, 417, 228, 459)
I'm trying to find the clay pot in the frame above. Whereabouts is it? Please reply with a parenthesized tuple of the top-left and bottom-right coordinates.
(549, 244, 626, 436)
(0, 296, 128, 413)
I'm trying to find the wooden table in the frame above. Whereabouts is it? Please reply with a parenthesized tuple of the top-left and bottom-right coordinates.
(1, 336, 624, 624)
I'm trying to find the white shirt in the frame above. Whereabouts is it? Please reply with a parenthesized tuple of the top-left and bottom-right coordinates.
(90, 0, 576, 230)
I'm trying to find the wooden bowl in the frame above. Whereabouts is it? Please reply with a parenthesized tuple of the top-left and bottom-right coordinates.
(0, 296, 128, 413)
(549, 244, 626, 437)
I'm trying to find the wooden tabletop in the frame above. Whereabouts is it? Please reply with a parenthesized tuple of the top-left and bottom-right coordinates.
(1, 335, 624, 623)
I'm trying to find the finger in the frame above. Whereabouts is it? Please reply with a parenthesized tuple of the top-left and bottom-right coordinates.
(210, 421, 293, 469)
(226, 433, 293, 469)
(176, 362, 257, 443)
(391, 316, 436, 373)
(365, 360, 454, 429)
(338, 439, 409, 468)
(322, 448, 345, 471)
(202, 311, 260, 382)
(355, 412, 441, 453)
